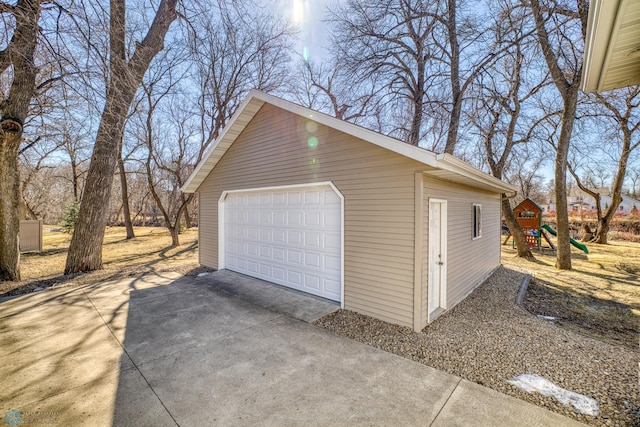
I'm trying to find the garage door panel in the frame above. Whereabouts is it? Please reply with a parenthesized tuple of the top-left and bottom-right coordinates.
(325, 210, 340, 227)
(325, 255, 341, 272)
(247, 261, 258, 274)
(324, 278, 340, 294)
(248, 228, 258, 239)
(273, 230, 285, 243)
(259, 264, 271, 276)
(305, 212, 321, 227)
(325, 234, 340, 249)
(287, 249, 302, 264)
(224, 184, 342, 302)
(273, 192, 285, 204)
(274, 212, 286, 225)
(248, 243, 259, 256)
(288, 270, 302, 285)
(273, 247, 285, 261)
(305, 253, 320, 268)
(304, 190, 321, 204)
(259, 229, 270, 241)
(287, 231, 302, 245)
(287, 191, 302, 205)
(304, 231, 321, 247)
(305, 274, 320, 290)
(287, 211, 302, 225)
(259, 245, 271, 258)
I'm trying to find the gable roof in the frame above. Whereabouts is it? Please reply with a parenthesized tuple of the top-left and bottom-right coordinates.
(182, 90, 516, 194)
(582, 0, 640, 92)
(517, 197, 543, 213)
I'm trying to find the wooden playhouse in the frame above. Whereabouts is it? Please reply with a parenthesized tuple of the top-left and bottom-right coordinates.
(514, 198, 543, 247)
(504, 198, 588, 253)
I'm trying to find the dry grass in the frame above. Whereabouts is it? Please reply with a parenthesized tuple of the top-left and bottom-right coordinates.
(1, 226, 203, 297)
(502, 241, 640, 349)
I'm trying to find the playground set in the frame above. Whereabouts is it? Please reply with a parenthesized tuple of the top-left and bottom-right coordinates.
(503, 198, 589, 254)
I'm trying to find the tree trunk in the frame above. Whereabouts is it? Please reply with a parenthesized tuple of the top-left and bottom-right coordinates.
(170, 224, 180, 247)
(444, 0, 461, 155)
(65, 90, 133, 273)
(592, 219, 610, 244)
(71, 157, 79, 202)
(182, 194, 192, 229)
(553, 90, 579, 270)
(501, 196, 533, 258)
(64, 0, 178, 274)
(0, 133, 22, 281)
(118, 144, 135, 239)
(0, 0, 42, 281)
(407, 51, 425, 147)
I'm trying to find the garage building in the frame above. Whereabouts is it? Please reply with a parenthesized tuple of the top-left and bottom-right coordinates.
(182, 90, 516, 332)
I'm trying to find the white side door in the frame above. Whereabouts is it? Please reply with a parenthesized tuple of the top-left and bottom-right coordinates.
(428, 199, 447, 322)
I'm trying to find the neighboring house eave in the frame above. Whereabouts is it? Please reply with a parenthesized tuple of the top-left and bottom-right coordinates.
(581, 0, 640, 93)
(182, 90, 516, 195)
(581, 0, 620, 92)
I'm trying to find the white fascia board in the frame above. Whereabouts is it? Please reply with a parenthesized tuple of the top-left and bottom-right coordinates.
(435, 153, 517, 193)
(181, 94, 265, 193)
(581, 0, 621, 93)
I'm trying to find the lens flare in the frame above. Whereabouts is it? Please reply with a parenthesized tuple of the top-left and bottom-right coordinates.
(305, 120, 318, 133)
(292, 0, 304, 24)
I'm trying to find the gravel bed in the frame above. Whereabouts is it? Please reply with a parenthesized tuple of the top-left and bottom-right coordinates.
(314, 267, 639, 426)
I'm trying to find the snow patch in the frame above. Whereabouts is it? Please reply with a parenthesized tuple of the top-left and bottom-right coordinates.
(197, 272, 210, 277)
(536, 315, 557, 321)
(507, 373, 599, 416)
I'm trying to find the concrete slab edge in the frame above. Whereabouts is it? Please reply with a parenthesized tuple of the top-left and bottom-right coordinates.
(516, 274, 532, 308)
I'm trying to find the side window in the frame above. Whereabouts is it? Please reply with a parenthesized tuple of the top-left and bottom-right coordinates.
(472, 204, 482, 239)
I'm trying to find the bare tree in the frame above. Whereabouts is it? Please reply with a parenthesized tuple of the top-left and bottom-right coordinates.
(440, 0, 509, 154)
(117, 133, 135, 239)
(508, 151, 549, 202)
(119, 0, 293, 248)
(569, 86, 640, 243)
(141, 100, 195, 246)
(468, 3, 551, 258)
(65, 0, 179, 274)
(328, 0, 442, 146)
(528, 0, 588, 270)
(290, 57, 378, 124)
(186, 0, 293, 143)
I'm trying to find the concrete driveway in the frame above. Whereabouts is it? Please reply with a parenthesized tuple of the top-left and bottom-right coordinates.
(0, 271, 585, 426)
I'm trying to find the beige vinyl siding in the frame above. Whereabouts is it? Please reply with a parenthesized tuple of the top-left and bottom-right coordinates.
(422, 177, 501, 323)
(197, 103, 426, 327)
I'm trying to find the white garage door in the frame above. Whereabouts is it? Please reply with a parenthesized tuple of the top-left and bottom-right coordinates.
(223, 184, 342, 302)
